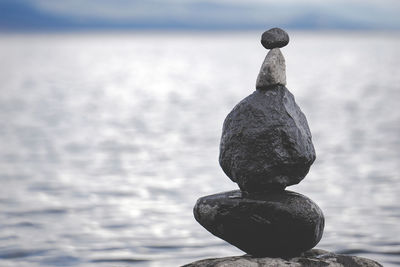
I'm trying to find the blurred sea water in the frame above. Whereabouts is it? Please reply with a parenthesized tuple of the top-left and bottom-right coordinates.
(0, 31, 399, 267)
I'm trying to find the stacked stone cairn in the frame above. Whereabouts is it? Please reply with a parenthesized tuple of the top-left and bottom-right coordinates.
(193, 28, 325, 257)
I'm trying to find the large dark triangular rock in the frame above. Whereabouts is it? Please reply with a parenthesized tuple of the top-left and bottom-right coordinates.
(219, 85, 315, 192)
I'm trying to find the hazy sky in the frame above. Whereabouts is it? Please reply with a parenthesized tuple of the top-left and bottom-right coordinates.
(2, 0, 400, 30)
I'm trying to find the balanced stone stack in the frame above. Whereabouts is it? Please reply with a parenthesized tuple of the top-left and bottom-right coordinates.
(193, 28, 324, 257)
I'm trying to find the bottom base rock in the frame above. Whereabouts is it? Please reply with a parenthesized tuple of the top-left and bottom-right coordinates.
(182, 249, 383, 267)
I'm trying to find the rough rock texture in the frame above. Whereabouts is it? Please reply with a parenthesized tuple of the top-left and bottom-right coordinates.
(261, 28, 289, 49)
(193, 190, 324, 257)
(219, 85, 315, 192)
(182, 249, 383, 267)
(256, 48, 286, 89)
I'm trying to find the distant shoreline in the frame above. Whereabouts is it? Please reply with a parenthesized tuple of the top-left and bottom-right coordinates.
(1, 28, 400, 35)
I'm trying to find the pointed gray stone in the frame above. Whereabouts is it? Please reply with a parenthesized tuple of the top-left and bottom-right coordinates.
(256, 48, 286, 90)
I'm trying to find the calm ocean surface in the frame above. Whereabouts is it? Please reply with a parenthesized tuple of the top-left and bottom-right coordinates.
(0, 31, 399, 267)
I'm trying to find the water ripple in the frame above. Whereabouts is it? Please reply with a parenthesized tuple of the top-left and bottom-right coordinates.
(0, 31, 398, 267)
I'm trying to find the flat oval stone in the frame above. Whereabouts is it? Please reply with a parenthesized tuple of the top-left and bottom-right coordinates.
(219, 85, 315, 192)
(193, 190, 324, 257)
(261, 28, 289, 49)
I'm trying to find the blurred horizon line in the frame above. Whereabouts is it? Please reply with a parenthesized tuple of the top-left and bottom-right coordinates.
(2, 28, 400, 35)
